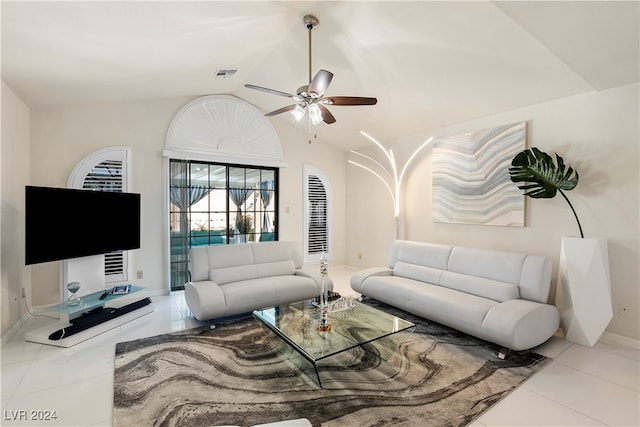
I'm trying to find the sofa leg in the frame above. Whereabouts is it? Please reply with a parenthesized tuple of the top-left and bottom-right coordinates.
(358, 295, 367, 302)
(497, 347, 510, 359)
(208, 320, 216, 330)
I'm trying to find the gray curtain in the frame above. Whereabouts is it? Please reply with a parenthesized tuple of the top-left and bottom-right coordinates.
(260, 180, 273, 232)
(229, 188, 253, 234)
(170, 185, 210, 210)
(169, 161, 212, 290)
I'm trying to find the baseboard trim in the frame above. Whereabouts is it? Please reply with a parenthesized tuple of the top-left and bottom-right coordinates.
(1, 311, 30, 348)
(600, 331, 640, 349)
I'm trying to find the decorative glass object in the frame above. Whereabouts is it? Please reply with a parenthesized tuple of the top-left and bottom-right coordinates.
(317, 252, 331, 332)
(66, 281, 81, 306)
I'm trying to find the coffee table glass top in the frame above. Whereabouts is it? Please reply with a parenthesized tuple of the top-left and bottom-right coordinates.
(253, 297, 415, 362)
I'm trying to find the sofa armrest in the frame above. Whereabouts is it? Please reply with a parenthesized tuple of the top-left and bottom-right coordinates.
(295, 269, 333, 293)
(482, 299, 560, 351)
(350, 267, 393, 294)
(184, 281, 227, 321)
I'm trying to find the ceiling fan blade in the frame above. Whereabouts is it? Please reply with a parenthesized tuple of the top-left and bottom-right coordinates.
(244, 84, 296, 98)
(324, 96, 378, 106)
(264, 104, 298, 117)
(318, 104, 336, 124)
(308, 69, 333, 97)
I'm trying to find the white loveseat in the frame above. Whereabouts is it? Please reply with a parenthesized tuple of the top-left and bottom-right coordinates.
(185, 241, 332, 321)
(350, 240, 560, 351)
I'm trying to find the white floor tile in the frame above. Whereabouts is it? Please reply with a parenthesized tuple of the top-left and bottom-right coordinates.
(12, 336, 116, 398)
(3, 373, 113, 427)
(1, 337, 43, 367)
(532, 335, 573, 358)
(1, 360, 31, 401)
(477, 386, 606, 426)
(555, 343, 640, 391)
(595, 340, 640, 362)
(523, 361, 640, 426)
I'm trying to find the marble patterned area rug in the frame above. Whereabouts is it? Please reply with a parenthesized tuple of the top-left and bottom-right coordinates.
(113, 299, 550, 427)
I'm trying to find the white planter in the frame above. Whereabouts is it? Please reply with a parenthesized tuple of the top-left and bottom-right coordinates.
(556, 237, 612, 347)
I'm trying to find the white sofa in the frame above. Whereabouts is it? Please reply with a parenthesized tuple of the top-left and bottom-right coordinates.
(350, 240, 560, 351)
(185, 241, 332, 321)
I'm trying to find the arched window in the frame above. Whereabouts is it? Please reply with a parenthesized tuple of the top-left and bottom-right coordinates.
(303, 165, 332, 264)
(67, 147, 131, 283)
(164, 95, 284, 291)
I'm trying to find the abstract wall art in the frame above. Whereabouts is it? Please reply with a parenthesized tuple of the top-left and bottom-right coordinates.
(432, 121, 526, 226)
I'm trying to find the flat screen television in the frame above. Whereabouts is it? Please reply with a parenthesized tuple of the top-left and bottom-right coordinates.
(25, 186, 141, 265)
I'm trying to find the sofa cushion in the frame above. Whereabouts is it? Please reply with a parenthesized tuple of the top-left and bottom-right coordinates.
(447, 246, 525, 284)
(210, 265, 258, 285)
(518, 255, 552, 303)
(440, 271, 520, 302)
(251, 241, 304, 269)
(190, 246, 211, 282)
(389, 240, 452, 270)
(210, 260, 295, 284)
(360, 275, 426, 309)
(407, 283, 498, 336)
(208, 244, 254, 268)
(256, 260, 296, 278)
(222, 275, 318, 314)
(251, 241, 292, 263)
(393, 261, 444, 284)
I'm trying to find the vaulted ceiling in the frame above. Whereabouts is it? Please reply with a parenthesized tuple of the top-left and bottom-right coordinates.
(2, 1, 638, 150)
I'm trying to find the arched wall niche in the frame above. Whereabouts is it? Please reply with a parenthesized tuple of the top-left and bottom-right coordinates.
(163, 94, 286, 167)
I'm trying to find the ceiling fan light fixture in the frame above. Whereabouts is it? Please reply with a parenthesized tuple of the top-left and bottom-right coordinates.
(308, 103, 323, 125)
(244, 13, 377, 127)
(291, 104, 305, 121)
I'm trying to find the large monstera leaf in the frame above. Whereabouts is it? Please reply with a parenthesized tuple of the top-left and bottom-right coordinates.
(509, 147, 578, 199)
(509, 146, 583, 237)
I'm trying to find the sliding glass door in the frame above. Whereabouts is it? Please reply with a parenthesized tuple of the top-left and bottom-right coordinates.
(169, 160, 278, 290)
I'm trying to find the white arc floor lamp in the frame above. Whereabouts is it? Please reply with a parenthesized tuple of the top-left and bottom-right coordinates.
(349, 131, 433, 239)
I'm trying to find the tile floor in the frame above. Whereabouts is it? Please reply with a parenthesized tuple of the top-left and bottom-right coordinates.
(1, 266, 639, 426)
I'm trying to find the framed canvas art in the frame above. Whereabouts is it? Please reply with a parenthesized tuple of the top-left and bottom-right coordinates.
(432, 121, 526, 226)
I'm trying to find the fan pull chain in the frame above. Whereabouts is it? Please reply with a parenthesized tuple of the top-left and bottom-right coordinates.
(307, 115, 317, 144)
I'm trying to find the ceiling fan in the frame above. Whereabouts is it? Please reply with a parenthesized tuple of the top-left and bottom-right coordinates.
(244, 14, 377, 125)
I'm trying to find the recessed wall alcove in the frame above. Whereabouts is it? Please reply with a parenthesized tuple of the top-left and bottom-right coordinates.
(163, 94, 285, 167)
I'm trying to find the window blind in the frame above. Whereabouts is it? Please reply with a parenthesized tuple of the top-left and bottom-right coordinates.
(82, 160, 123, 192)
(82, 160, 126, 280)
(307, 175, 328, 255)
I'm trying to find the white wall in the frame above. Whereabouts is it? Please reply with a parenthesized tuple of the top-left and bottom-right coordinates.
(346, 83, 639, 341)
(1, 81, 31, 339)
(273, 123, 347, 264)
(27, 96, 347, 307)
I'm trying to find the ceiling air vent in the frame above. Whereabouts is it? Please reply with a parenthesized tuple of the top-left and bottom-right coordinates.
(213, 69, 238, 78)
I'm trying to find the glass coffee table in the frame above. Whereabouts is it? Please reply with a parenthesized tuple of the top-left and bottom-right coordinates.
(253, 297, 415, 387)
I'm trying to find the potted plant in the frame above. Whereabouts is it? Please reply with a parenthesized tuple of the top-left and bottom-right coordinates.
(509, 147, 611, 347)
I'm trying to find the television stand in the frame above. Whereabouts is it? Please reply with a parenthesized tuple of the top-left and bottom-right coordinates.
(25, 286, 153, 347)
